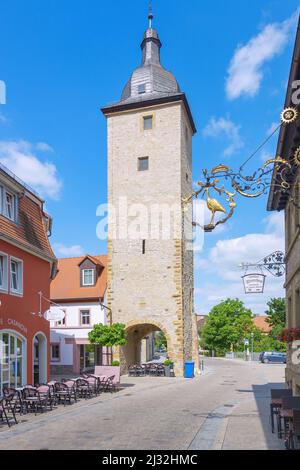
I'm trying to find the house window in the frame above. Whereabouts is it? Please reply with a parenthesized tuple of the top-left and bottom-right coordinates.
(138, 157, 149, 171)
(80, 310, 91, 326)
(10, 258, 23, 295)
(51, 344, 60, 362)
(0, 185, 17, 222)
(138, 83, 146, 94)
(82, 269, 95, 286)
(0, 253, 8, 291)
(143, 115, 153, 130)
(5, 192, 14, 220)
(142, 240, 146, 254)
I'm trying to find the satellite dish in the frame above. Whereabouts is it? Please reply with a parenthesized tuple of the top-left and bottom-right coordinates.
(44, 307, 65, 322)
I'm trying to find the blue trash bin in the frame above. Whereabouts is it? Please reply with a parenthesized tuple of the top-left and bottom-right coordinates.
(184, 361, 195, 378)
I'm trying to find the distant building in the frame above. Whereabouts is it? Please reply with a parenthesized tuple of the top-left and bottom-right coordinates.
(50, 255, 107, 376)
(195, 315, 208, 334)
(253, 316, 272, 334)
(267, 17, 300, 394)
(0, 162, 56, 389)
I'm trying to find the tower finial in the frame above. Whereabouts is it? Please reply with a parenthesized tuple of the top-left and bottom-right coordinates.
(148, 0, 153, 28)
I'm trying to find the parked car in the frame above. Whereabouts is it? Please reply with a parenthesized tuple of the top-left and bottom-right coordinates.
(260, 351, 286, 364)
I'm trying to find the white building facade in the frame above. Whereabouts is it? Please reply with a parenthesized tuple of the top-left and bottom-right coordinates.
(50, 255, 108, 376)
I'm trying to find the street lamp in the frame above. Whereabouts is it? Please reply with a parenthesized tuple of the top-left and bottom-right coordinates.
(251, 332, 254, 362)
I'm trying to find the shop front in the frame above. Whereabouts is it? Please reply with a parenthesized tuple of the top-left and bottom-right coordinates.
(0, 315, 49, 390)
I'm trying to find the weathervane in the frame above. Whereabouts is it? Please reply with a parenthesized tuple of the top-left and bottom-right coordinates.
(148, 0, 153, 28)
(184, 107, 300, 232)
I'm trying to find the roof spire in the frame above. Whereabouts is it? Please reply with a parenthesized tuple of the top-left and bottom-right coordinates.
(148, 0, 153, 28)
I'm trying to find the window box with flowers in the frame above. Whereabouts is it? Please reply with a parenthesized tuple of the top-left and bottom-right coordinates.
(278, 328, 300, 343)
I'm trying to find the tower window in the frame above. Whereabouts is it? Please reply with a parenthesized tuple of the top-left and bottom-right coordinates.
(138, 157, 149, 171)
(143, 115, 153, 130)
(142, 240, 146, 254)
(138, 84, 146, 94)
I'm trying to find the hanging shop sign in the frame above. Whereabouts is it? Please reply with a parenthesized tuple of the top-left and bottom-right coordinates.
(242, 273, 266, 294)
(44, 307, 65, 322)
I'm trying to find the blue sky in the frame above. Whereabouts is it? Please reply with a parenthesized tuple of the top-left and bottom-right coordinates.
(0, 0, 299, 314)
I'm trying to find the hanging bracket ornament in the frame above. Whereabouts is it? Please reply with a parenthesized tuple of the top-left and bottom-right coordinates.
(184, 107, 299, 232)
(239, 251, 285, 294)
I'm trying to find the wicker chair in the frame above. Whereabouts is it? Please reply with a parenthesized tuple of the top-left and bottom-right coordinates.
(61, 379, 78, 401)
(277, 396, 300, 440)
(36, 385, 54, 411)
(157, 365, 165, 377)
(149, 364, 158, 376)
(1, 394, 18, 426)
(75, 378, 94, 399)
(289, 409, 300, 449)
(23, 387, 48, 414)
(0, 397, 17, 427)
(270, 388, 292, 433)
(128, 365, 136, 377)
(54, 382, 75, 406)
(86, 376, 99, 395)
(3, 387, 23, 415)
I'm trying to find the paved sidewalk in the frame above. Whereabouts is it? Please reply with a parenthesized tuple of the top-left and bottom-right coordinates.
(0, 358, 287, 450)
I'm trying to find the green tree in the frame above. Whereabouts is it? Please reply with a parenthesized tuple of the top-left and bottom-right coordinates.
(200, 299, 256, 356)
(88, 323, 127, 347)
(155, 331, 167, 350)
(264, 298, 286, 352)
(265, 298, 286, 329)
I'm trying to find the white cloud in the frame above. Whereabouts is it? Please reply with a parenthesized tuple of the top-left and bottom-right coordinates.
(263, 211, 284, 237)
(226, 11, 298, 100)
(195, 213, 285, 314)
(0, 140, 62, 199)
(53, 243, 85, 257)
(203, 117, 244, 156)
(36, 142, 54, 153)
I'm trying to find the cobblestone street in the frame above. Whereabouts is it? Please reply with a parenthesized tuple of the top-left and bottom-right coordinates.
(0, 358, 287, 450)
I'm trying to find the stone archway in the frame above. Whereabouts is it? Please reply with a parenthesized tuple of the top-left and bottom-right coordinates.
(115, 319, 176, 375)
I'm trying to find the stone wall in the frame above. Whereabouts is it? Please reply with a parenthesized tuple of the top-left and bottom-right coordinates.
(284, 190, 300, 394)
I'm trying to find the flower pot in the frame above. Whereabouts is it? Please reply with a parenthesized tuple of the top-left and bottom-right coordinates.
(164, 365, 171, 377)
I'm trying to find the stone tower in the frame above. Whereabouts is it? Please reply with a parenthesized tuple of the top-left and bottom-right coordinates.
(101, 10, 199, 377)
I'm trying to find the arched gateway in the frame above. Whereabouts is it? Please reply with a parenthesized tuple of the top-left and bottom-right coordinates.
(101, 10, 199, 377)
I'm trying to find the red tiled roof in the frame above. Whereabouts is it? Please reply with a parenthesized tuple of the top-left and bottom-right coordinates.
(51, 255, 107, 301)
(0, 193, 55, 261)
(253, 316, 272, 333)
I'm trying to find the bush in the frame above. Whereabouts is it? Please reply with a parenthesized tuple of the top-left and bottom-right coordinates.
(112, 360, 120, 367)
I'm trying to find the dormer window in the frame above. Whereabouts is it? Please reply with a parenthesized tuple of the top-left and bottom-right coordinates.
(138, 84, 146, 94)
(0, 184, 17, 222)
(82, 269, 95, 286)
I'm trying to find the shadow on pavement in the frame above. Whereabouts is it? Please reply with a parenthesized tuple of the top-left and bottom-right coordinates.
(252, 381, 285, 450)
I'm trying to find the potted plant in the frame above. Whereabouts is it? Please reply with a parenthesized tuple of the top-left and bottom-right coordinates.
(164, 360, 174, 377)
(112, 360, 120, 367)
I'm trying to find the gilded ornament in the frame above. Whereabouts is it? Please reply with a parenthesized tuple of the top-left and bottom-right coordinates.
(280, 107, 298, 124)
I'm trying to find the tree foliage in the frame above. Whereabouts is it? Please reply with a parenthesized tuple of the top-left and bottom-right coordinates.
(265, 297, 286, 330)
(200, 297, 287, 356)
(88, 323, 127, 347)
(155, 331, 167, 349)
(200, 299, 255, 356)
